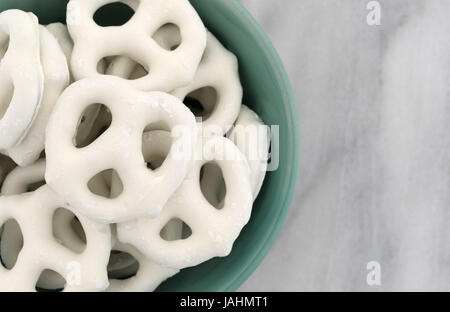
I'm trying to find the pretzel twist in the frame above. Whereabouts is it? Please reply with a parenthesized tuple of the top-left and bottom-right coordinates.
(0, 186, 111, 291)
(45, 76, 197, 223)
(67, 0, 207, 92)
(118, 135, 253, 269)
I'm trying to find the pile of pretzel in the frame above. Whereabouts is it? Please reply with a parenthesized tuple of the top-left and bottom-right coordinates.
(0, 0, 269, 292)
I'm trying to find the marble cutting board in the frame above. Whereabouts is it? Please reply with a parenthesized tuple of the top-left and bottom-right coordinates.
(240, 0, 450, 291)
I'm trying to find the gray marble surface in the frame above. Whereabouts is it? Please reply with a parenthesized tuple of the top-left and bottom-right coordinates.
(239, 0, 450, 291)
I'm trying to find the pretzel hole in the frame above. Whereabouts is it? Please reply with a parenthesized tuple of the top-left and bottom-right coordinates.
(129, 63, 149, 80)
(35, 270, 65, 292)
(88, 169, 124, 199)
(53, 208, 87, 254)
(144, 121, 171, 133)
(160, 218, 192, 241)
(26, 180, 46, 193)
(153, 23, 182, 51)
(97, 58, 108, 74)
(145, 152, 167, 170)
(0, 219, 23, 270)
(0, 79, 14, 120)
(75, 104, 112, 148)
(183, 87, 217, 120)
(142, 130, 171, 170)
(200, 162, 226, 210)
(71, 217, 87, 243)
(0, 33, 9, 61)
(100, 56, 149, 80)
(0, 155, 16, 187)
(87, 169, 113, 198)
(108, 251, 139, 280)
(94, 1, 136, 27)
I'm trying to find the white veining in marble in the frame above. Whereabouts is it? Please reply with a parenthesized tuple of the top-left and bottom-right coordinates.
(239, 0, 450, 291)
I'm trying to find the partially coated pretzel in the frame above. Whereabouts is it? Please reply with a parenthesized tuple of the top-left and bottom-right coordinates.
(4, 26, 69, 166)
(0, 10, 43, 150)
(67, 0, 207, 92)
(45, 76, 197, 223)
(0, 186, 111, 291)
(172, 32, 242, 133)
(118, 135, 253, 269)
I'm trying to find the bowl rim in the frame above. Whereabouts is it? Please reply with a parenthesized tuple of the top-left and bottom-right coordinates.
(218, 0, 300, 291)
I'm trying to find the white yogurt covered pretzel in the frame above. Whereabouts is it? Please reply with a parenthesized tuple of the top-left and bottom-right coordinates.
(0, 186, 111, 291)
(107, 131, 182, 290)
(4, 26, 69, 166)
(1, 160, 111, 290)
(45, 76, 197, 223)
(0, 160, 63, 290)
(172, 32, 242, 134)
(0, 160, 116, 290)
(67, 0, 207, 92)
(0, 10, 43, 150)
(230, 106, 269, 199)
(106, 130, 181, 291)
(0, 158, 179, 291)
(118, 135, 253, 269)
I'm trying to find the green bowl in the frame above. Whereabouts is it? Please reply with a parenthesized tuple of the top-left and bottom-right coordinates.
(0, 0, 299, 291)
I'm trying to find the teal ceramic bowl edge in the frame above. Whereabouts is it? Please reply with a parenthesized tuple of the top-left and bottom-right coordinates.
(225, 2, 300, 291)
(184, 0, 300, 291)
(0, 0, 300, 292)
